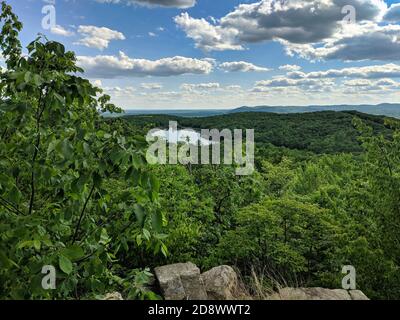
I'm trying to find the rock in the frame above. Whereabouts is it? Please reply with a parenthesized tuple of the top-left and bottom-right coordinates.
(154, 262, 208, 300)
(153, 263, 370, 301)
(269, 288, 352, 300)
(103, 292, 123, 300)
(201, 265, 238, 300)
(349, 290, 370, 300)
(268, 287, 369, 300)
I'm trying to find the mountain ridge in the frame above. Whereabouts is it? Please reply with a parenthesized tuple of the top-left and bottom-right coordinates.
(119, 103, 400, 118)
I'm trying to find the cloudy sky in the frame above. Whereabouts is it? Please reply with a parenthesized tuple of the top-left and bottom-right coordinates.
(7, 0, 400, 109)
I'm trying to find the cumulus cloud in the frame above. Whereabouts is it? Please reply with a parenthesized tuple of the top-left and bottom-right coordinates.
(74, 25, 125, 50)
(174, 0, 400, 62)
(252, 62, 400, 96)
(383, 3, 400, 22)
(343, 78, 399, 87)
(50, 25, 74, 37)
(180, 82, 220, 91)
(283, 22, 400, 61)
(286, 63, 400, 79)
(103, 86, 136, 97)
(140, 82, 163, 90)
(279, 64, 302, 72)
(175, 0, 386, 51)
(95, 0, 196, 9)
(174, 12, 243, 51)
(342, 78, 400, 94)
(77, 51, 214, 78)
(253, 77, 334, 92)
(219, 61, 271, 72)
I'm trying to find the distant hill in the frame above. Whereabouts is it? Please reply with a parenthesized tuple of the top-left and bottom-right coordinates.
(121, 110, 395, 154)
(230, 103, 400, 118)
(117, 103, 400, 119)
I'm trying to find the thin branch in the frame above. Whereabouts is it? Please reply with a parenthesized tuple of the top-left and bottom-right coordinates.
(1, 127, 8, 140)
(71, 184, 95, 244)
(0, 199, 18, 216)
(28, 89, 46, 215)
(0, 195, 24, 215)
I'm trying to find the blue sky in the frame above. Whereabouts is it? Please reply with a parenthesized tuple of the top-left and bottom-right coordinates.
(5, 0, 400, 109)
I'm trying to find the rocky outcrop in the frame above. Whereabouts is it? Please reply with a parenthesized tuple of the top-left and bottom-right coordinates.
(154, 262, 370, 301)
(103, 292, 124, 300)
(268, 287, 369, 300)
(349, 290, 370, 300)
(154, 262, 208, 300)
(201, 265, 239, 300)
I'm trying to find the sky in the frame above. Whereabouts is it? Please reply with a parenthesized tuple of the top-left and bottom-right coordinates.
(5, 0, 400, 109)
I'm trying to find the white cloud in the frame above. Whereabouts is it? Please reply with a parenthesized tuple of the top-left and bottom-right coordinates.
(279, 64, 302, 72)
(342, 78, 400, 94)
(92, 79, 103, 87)
(175, 0, 386, 52)
(283, 22, 400, 61)
(287, 63, 400, 79)
(50, 25, 74, 37)
(103, 85, 136, 97)
(226, 85, 242, 91)
(384, 3, 400, 22)
(174, 12, 243, 51)
(77, 51, 214, 78)
(95, 0, 196, 9)
(174, 0, 400, 62)
(254, 77, 334, 92)
(100, 79, 400, 109)
(219, 61, 271, 72)
(74, 25, 125, 50)
(180, 82, 220, 91)
(140, 83, 163, 90)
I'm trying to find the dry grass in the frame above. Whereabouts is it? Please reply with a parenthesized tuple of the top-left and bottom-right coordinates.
(234, 265, 302, 300)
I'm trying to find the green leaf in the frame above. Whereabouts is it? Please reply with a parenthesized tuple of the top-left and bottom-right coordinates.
(143, 228, 151, 241)
(57, 139, 74, 160)
(59, 255, 73, 275)
(16, 240, 33, 250)
(24, 71, 31, 83)
(99, 228, 110, 245)
(60, 245, 84, 261)
(152, 211, 163, 233)
(134, 204, 145, 227)
(33, 240, 41, 251)
(161, 243, 168, 258)
(0, 251, 11, 269)
(33, 74, 43, 86)
(93, 172, 102, 188)
(149, 175, 160, 192)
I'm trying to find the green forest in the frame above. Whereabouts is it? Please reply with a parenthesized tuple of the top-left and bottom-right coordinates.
(1, 2, 400, 300)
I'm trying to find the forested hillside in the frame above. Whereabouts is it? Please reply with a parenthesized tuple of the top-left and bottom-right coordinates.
(1, 2, 400, 301)
(113, 111, 400, 300)
(123, 111, 393, 154)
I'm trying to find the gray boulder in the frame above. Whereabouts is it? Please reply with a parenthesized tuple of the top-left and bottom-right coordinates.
(201, 265, 239, 300)
(154, 262, 207, 300)
(349, 290, 370, 300)
(103, 292, 124, 300)
(268, 287, 369, 300)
